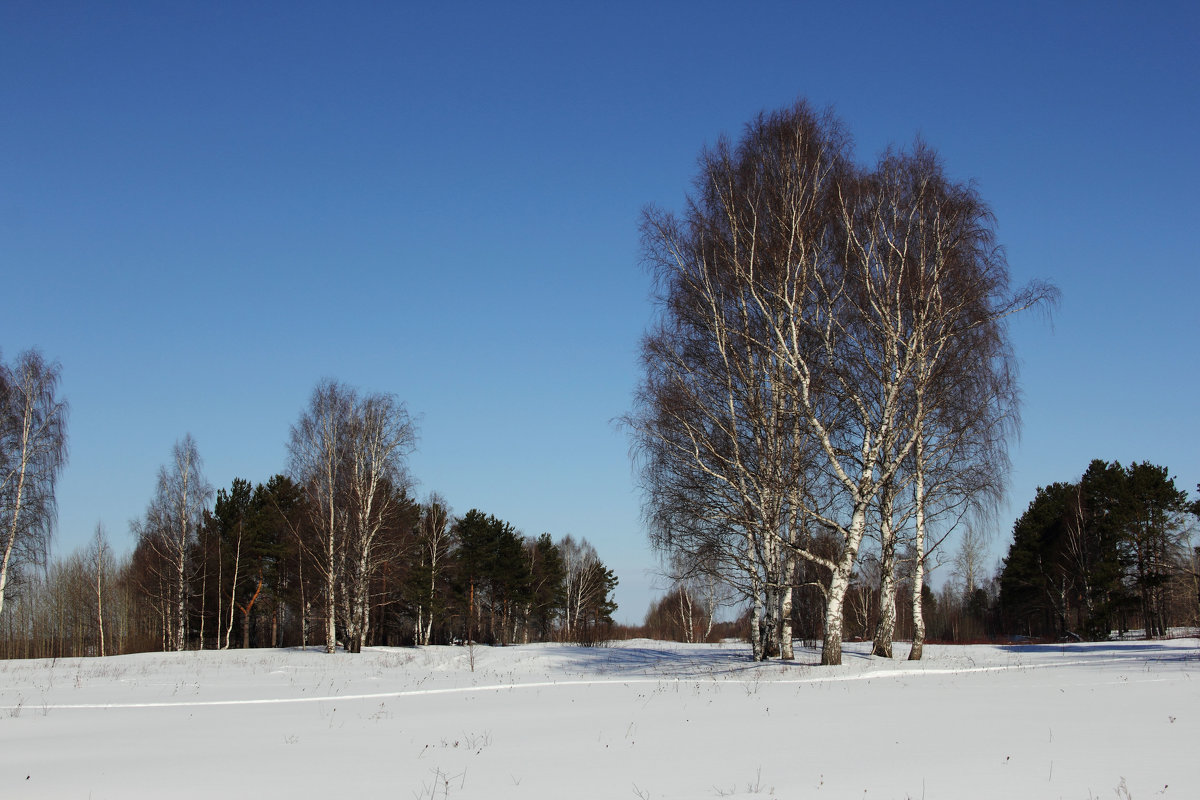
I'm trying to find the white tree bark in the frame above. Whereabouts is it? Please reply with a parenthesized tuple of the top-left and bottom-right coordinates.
(223, 529, 241, 650)
(872, 478, 901, 658)
(92, 524, 107, 657)
(289, 382, 416, 654)
(909, 431, 928, 661)
(0, 352, 68, 618)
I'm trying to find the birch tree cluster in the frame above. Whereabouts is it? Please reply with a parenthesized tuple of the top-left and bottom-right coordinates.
(629, 100, 1056, 665)
(286, 379, 419, 653)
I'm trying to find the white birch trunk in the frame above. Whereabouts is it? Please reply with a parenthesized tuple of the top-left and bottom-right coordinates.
(325, 543, 337, 654)
(750, 571, 765, 661)
(909, 432, 927, 661)
(0, 428, 30, 618)
(780, 567, 794, 661)
(174, 459, 190, 651)
(872, 481, 899, 658)
(821, 504, 869, 666)
(94, 532, 106, 657)
(223, 532, 241, 649)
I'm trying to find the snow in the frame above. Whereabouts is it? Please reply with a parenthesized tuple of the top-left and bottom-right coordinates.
(1, 638, 1196, 799)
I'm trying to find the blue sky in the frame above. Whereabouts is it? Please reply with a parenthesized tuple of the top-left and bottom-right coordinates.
(3, 2, 1197, 623)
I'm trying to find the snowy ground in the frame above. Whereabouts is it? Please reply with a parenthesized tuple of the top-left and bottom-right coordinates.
(1, 638, 1195, 799)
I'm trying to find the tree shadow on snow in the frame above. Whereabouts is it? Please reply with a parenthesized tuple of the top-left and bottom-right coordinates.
(555, 643, 777, 677)
(998, 640, 1200, 664)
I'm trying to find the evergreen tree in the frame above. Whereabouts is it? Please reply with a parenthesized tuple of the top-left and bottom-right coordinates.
(998, 482, 1074, 638)
(527, 533, 566, 642)
(453, 510, 532, 644)
(1121, 462, 1189, 637)
(1000, 461, 1191, 640)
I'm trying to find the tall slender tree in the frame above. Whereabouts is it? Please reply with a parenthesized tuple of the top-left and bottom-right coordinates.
(288, 380, 418, 653)
(411, 494, 453, 646)
(288, 380, 353, 653)
(91, 523, 110, 656)
(133, 435, 212, 651)
(341, 392, 417, 653)
(0, 350, 68, 617)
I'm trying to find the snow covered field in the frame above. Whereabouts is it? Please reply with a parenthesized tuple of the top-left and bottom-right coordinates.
(1, 638, 1195, 799)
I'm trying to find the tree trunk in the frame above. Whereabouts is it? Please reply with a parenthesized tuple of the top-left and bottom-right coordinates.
(750, 577, 765, 661)
(0, 403, 32, 618)
(822, 505, 868, 666)
(197, 528, 207, 651)
(223, 533, 240, 649)
(780, 582, 794, 660)
(95, 542, 106, 657)
(0, 538, 16, 620)
(872, 482, 899, 658)
(325, 535, 337, 654)
(872, 564, 896, 658)
(216, 536, 223, 650)
(909, 435, 927, 661)
(425, 561, 437, 645)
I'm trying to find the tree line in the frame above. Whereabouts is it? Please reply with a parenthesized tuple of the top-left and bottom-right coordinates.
(636, 460, 1199, 648)
(0, 369, 618, 658)
(627, 99, 1059, 665)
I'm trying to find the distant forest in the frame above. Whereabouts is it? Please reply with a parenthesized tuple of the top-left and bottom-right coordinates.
(1, 364, 618, 658)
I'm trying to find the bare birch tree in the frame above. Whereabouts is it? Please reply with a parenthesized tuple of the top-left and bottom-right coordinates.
(289, 380, 352, 654)
(874, 145, 1053, 660)
(952, 526, 988, 599)
(630, 102, 850, 660)
(632, 103, 1053, 665)
(413, 493, 452, 646)
(341, 392, 417, 652)
(0, 350, 69, 617)
(839, 143, 1052, 661)
(91, 522, 110, 656)
(288, 379, 418, 654)
(560, 535, 608, 641)
(136, 435, 212, 651)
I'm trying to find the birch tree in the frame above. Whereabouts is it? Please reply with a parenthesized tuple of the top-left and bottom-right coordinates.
(135, 435, 212, 651)
(630, 102, 849, 660)
(869, 145, 1052, 659)
(0, 350, 69, 617)
(91, 523, 110, 656)
(341, 392, 417, 652)
(288, 380, 418, 653)
(951, 526, 988, 599)
(559, 535, 612, 642)
(851, 146, 1015, 658)
(289, 380, 353, 653)
(840, 143, 1050, 661)
(413, 494, 452, 646)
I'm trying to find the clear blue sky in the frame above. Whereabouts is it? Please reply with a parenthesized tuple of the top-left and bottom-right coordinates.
(3, 2, 1197, 623)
